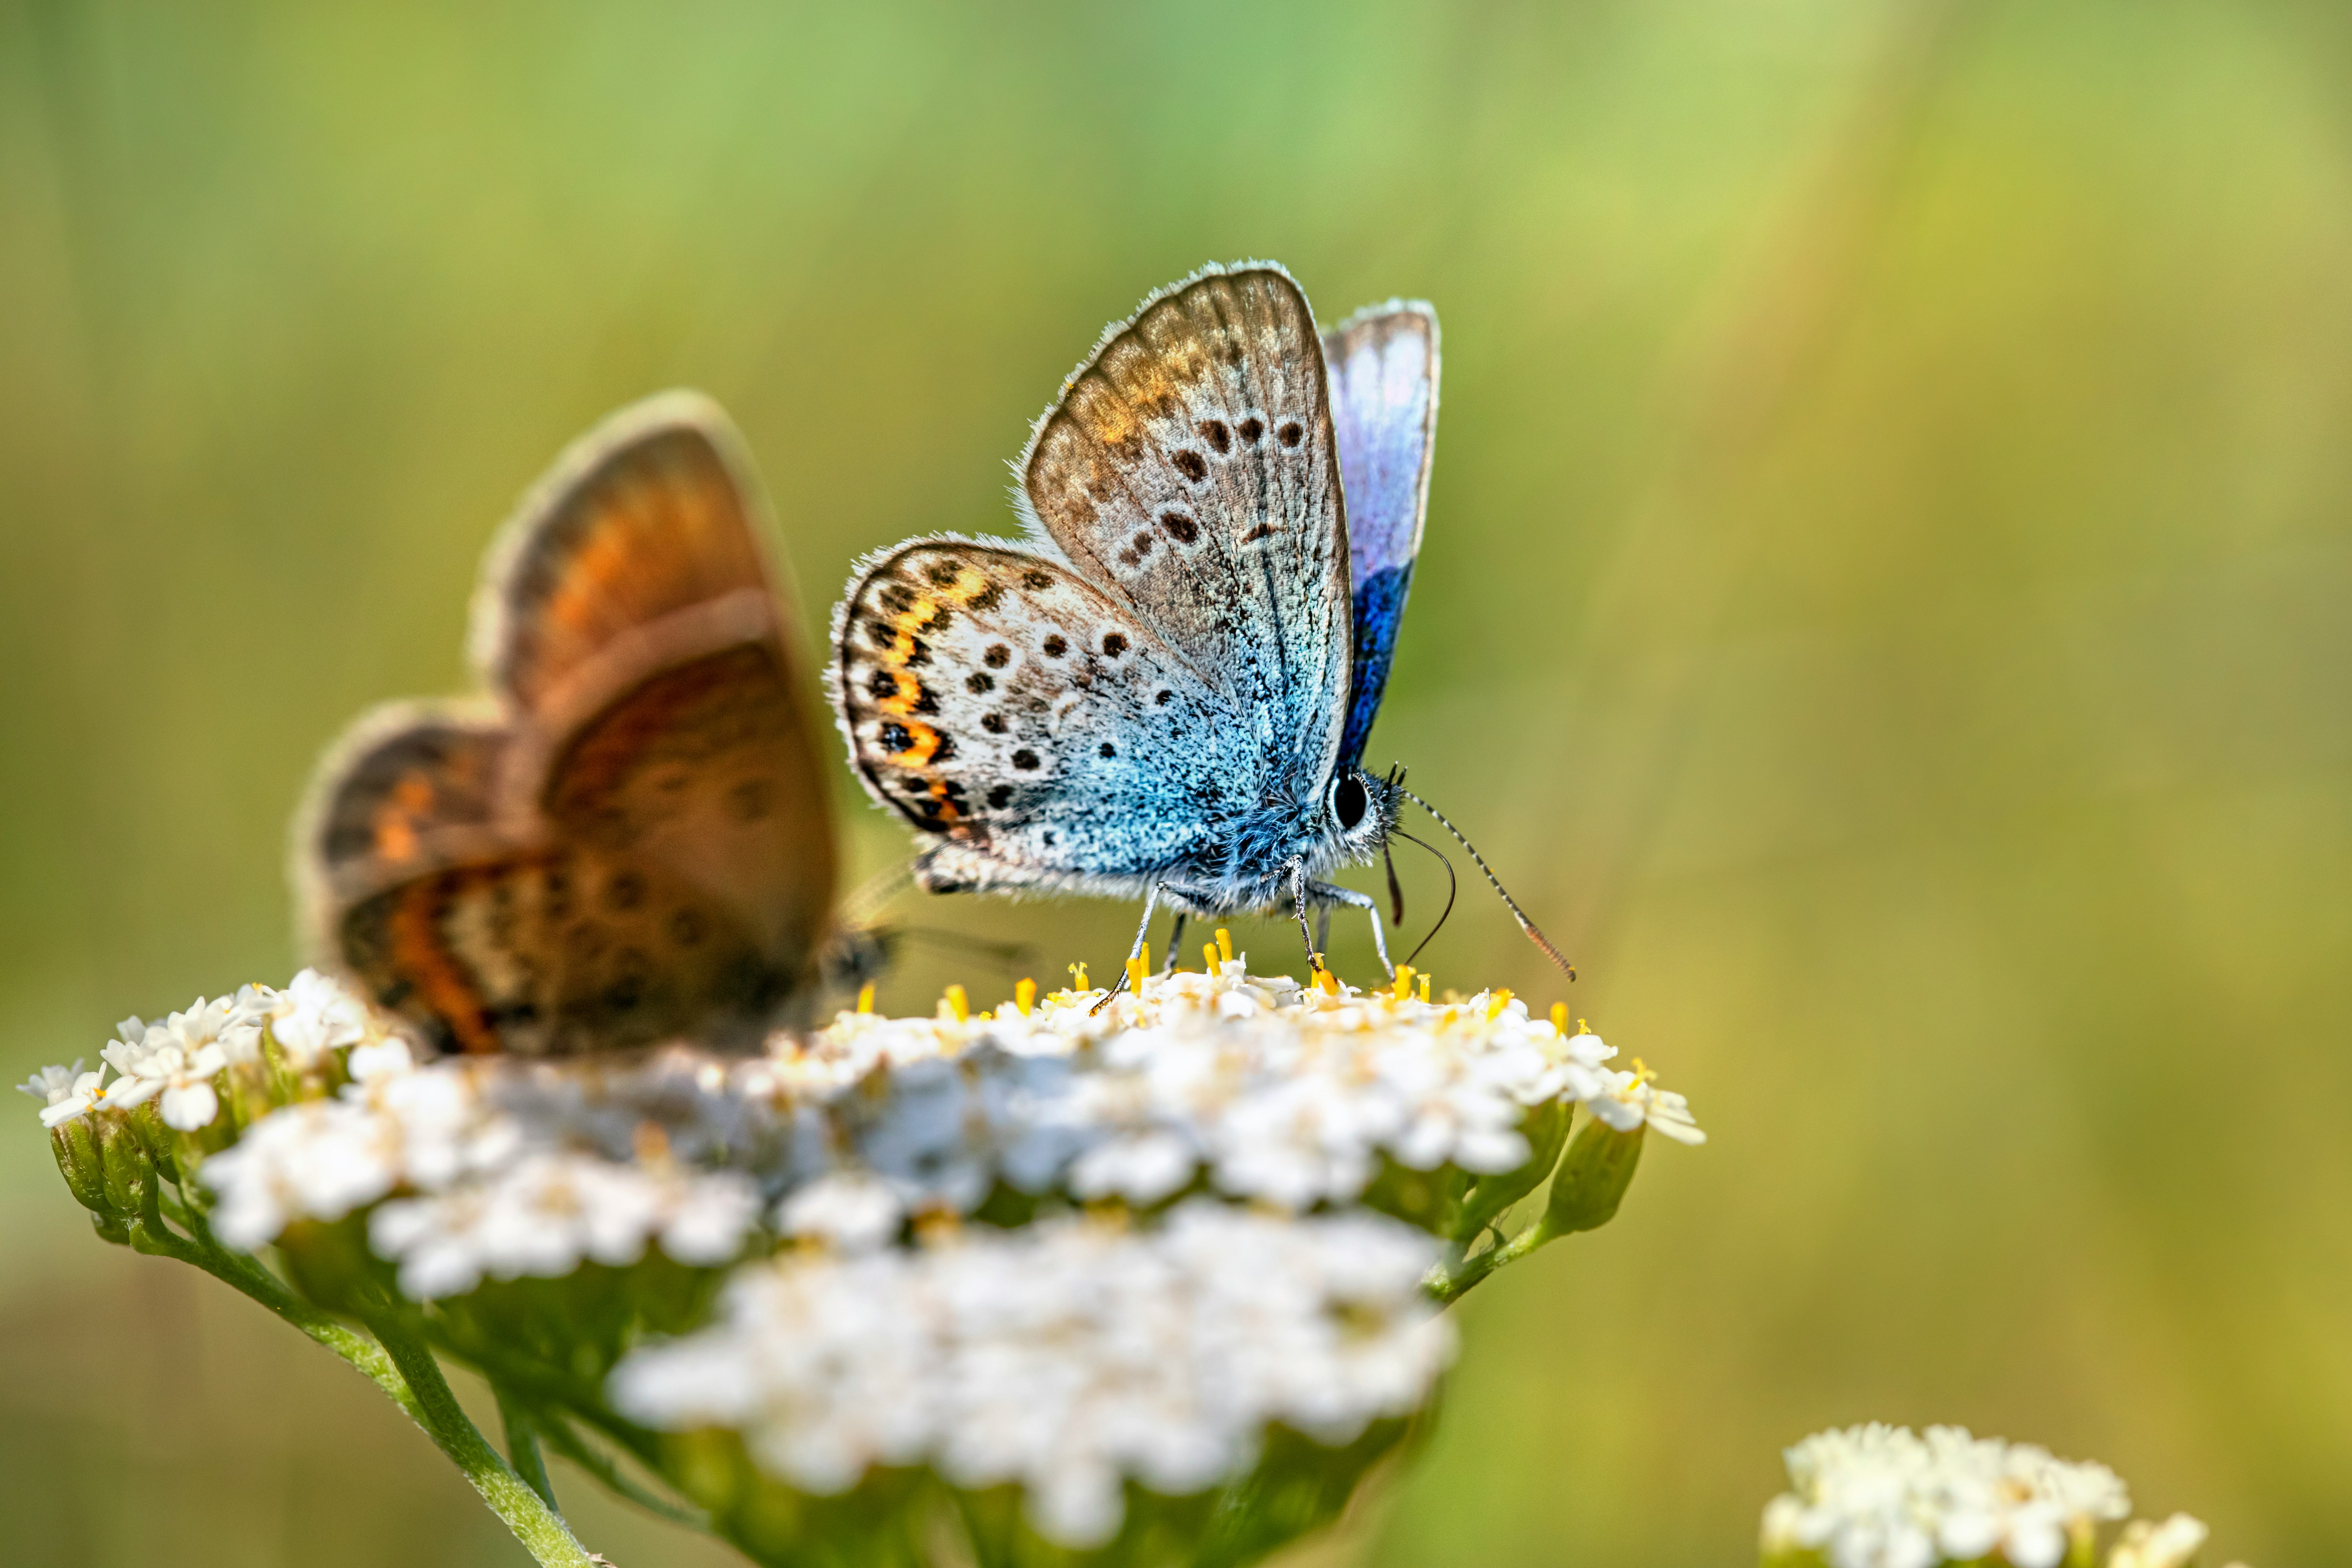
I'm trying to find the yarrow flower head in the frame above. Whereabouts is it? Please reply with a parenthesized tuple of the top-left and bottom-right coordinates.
(33, 953, 1695, 1568)
(610, 1202, 1452, 1549)
(20, 1060, 111, 1129)
(1761, 1423, 2134, 1568)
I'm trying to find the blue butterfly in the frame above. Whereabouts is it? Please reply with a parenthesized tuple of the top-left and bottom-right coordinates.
(831, 262, 1570, 985)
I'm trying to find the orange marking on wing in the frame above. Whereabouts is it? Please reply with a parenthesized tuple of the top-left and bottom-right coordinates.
(387, 878, 499, 1054)
(888, 719, 942, 767)
(924, 779, 961, 824)
(940, 566, 995, 606)
(542, 510, 670, 645)
(874, 666, 924, 718)
(1075, 384, 1134, 447)
(371, 776, 436, 863)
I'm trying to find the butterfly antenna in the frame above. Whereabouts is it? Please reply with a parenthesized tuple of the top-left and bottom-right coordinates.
(1392, 828, 1456, 969)
(1397, 788, 1576, 981)
(1382, 763, 1409, 925)
(841, 861, 917, 930)
(897, 926, 1038, 978)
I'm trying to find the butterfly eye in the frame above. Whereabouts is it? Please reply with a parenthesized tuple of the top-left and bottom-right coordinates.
(1331, 774, 1369, 832)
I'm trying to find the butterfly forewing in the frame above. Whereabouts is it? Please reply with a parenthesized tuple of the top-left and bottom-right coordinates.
(299, 393, 839, 1055)
(1021, 264, 1351, 781)
(475, 395, 782, 713)
(1324, 302, 1439, 768)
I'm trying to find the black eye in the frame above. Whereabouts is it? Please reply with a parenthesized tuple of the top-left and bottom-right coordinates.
(1332, 774, 1368, 831)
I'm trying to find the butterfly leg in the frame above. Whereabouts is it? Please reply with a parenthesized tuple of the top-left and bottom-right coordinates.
(1305, 881, 1395, 980)
(1160, 910, 1189, 976)
(1091, 884, 1164, 1014)
(1288, 857, 1316, 966)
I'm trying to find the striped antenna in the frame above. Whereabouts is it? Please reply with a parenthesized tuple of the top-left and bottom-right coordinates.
(1397, 788, 1576, 981)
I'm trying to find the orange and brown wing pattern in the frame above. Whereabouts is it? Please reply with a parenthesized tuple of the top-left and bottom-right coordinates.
(473, 391, 785, 714)
(297, 391, 839, 1055)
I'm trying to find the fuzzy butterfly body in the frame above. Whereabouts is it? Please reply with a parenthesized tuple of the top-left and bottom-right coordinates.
(300, 394, 844, 1055)
(833, 263, 1442, 954)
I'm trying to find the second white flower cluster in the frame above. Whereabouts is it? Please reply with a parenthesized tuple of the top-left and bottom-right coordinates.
(611, 1201, 1450, 1548)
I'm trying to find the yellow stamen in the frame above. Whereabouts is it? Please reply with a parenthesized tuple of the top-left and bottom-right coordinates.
(1215, 927, 1233, 964)
(1203, 942, 1220, 974)
(1126, 944, 1149, 995)
(943, 984, 970, 1023)
(1313, 958, 1339, 995)
(1550, 1002, 1568, 1036)
(1069, 961, 1089, 992)
(1486, 987, 1514, 1021)
(855, 983, 876, 1015)
(1015, 977, 1036, 1015)
(1393, 964, 1416, 1002)
(1578, 1017, 1591, 1035)
(1417, 973, 1431, 1003)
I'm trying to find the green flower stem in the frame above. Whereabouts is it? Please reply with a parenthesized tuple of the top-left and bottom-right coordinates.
(123, 1185, 596, 1568)
(366, 1314, 600, 1568)
(497, 1382, 562, 1513)
(1422, 1222, 1547, 1305)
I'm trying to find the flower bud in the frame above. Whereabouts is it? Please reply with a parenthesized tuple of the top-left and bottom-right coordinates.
(1536, 1114, 1645, 1241)
(125, 1100, 180, 1184)
(49, 1117, 113, 1217)
(1451, 1099, 1570, 1243)
(96, 1112, 161, 1218)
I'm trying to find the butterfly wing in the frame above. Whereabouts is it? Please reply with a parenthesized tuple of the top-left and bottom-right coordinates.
(831, 538, 1245, 893)
(1020, 263, 1352, 796)
(297, 393, 839, 1053)
(1324, 301, 1439, 769)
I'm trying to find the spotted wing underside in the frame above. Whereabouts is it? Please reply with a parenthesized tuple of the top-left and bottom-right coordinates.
(1020, 263, 1352, 796)
(1324, 301, 1438, 769)
(831, 539, 1246, 893)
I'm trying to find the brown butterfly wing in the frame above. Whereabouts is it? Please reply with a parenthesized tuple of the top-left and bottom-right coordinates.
(474, 391, 783, 711)
(297, 392, 839, 1054)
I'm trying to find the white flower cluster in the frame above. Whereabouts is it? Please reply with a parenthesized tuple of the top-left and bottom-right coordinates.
(609, 1202, 1452, 1549)
(732, 957, 1702, 1223)
(15, 969, 383, 1134)
(1762, 1423, 2133, 1568)
(35, 959, 1697, 1304)
(200, 1034, 762, 1294)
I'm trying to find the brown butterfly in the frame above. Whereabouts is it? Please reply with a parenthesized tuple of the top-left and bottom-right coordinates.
(294, 392, 854, 1056)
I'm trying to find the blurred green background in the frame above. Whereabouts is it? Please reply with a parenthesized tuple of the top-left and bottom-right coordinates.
(4, 0, 2349, 1563)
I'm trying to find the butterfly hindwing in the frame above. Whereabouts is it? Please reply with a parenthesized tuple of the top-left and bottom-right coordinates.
(832, 539, 1243, 892)
(1020, 263, 1352, 792)
(298, 392, 840, 1054)
(338, 847, 792, 1057)
(1324, 301, 1439, 769)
